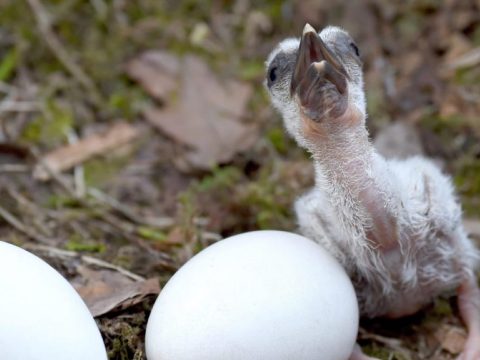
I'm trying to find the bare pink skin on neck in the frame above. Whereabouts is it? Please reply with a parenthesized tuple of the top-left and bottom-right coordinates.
(300, 105, 399, 253)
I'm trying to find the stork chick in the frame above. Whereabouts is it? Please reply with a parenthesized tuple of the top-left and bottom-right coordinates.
(266, 24, 480, 360)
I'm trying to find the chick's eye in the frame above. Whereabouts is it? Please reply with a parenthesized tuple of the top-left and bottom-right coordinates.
(350, 42, 360, 57)
(269, 66, 278, 83)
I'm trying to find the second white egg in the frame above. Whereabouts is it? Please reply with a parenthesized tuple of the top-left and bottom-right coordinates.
(146, 230, 359, 360)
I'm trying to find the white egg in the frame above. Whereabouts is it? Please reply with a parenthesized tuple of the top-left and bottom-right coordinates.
(0, 241, 107, 360)
(146, 230, 358, 360)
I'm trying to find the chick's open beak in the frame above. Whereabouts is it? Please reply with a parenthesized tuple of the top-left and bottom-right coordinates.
(290, 24, 348, 96)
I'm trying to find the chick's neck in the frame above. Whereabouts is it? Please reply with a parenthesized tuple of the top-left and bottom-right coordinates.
(310, 124, 401, 253)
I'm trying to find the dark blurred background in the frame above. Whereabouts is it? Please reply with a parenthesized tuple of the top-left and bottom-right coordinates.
(1, 0, 480, 359)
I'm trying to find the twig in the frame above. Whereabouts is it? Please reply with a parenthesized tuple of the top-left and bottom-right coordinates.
(74, 165, 86, 197)
(4, 182, 56, 238)
(30, 146, 77, 196)
(33, 122, 141, 180)
(24, 243, 146, 282)
(358, 328, 403, 347)
(0, 164, 29, 173)
(88, 187, 175, 229)
(82, 256, 146, 281)
(67, 129, 86, 198)
(0, 204, 56, 245)
(98, 210, 175, 261)
(201, 231, 222, 242)
(26, 0, 102, 104)
(99, 210, 136, 234)
(4, 184, 62, 223)
(0, 100, 40, 113)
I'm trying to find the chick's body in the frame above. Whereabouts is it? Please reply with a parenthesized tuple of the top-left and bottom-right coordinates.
(266, 24, 480, 360)
(297, 155, 477, 318)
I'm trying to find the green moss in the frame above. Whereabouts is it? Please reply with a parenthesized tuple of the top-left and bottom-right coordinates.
(169, 0, 214, 22)
(83, 154, 131, 188)
(21, 118, 43, 144)
(137, 226, 167, 242)
(422, 295, 455, 330)
(108, 337, 132, 360)
(396, 13, 423, 43)
(454, 67, 480, 86)
(432, 297, 453, 317)
(266, 127, 288, 154)
(21, 100, 73, 146)
(46, 194, 83, 209)
(265, 1, 284, 19)
(196, 166, 242, 192)
(239, 60, 265, 81)
(107, 85, 149, 119)
(132, 351, 144, 360)
(420, 113, 475, 155)
(362, 343, 391, 360)
(454, 158, 480, 195)
(366, 85, 390, 128)
(420, 112, 466, 133)
(113, 254, 135, 270)
(0, 47, 18, 81)
(176, 189, 201, 250)
(454, 157, 480, 217)
(240, 167, 293, 230)
(472, 26, 480, 46)
(65, 234, 106, 253)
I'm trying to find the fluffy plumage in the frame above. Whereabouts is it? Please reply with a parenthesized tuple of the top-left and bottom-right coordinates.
(266, 24, 480, 360)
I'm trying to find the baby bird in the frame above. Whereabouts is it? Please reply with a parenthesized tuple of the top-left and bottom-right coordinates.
(266, 24, 480, 360)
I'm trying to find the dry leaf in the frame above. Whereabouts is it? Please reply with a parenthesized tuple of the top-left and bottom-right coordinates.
(73, 266, 160, 317)
(125, 51, 180, 101)
(443, 34, 472, 65)
(141, 55, 257, 170)
(34, 122, 141, 180)
(444, 47, 480, 70)
(434, 324, 467, 355)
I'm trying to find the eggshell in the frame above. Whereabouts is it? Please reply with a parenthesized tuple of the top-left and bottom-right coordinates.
(0, 241, 107, 360)
(146, 230, 358, 360)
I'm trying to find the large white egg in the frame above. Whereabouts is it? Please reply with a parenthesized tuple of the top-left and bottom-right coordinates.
(146, 230, 358, 360)
(0, 241, 107, 360)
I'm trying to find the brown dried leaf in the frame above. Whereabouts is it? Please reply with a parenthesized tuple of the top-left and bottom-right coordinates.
(434, 324, 467, 355)
(443, 34, 472, 65)
(72, 266, 160, 317)
(165, 227, 186, 245)
(142, 55, 256, 170)
(445, 47, 480, 71)
(125, 51, 180, 101)
(34, 122, 141, 180)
